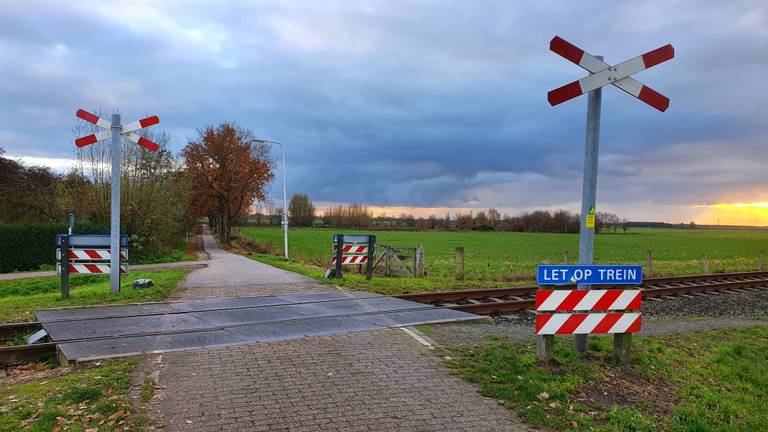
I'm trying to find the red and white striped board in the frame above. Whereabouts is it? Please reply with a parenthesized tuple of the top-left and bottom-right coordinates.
(332, 244, 370, 254)
(332, 255, 369, 265)
(75, 109, 160, 152)
(547, 36, 674, 112)
(535, 289, 643, 335)
(57, 263, 127, 274)
(536, 312, 642, 335)
(536, 290, 641, 312)
(57, 248, 128, 261)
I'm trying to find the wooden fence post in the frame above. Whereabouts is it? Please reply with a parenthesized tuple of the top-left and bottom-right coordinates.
(563, 251, 570, 264)
(645, 250, 652, 278)
(415, 244, 425, 277)
(702, 254, 709, 274)
(385, 247, 391, 277)
(759, 250, 765, 272)
(455, 247, 464, 281)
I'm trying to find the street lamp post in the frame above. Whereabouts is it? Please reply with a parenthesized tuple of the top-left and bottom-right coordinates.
(253, 138, 288, 261)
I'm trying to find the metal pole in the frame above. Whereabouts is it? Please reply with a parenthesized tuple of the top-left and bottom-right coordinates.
(335, 234, 344, 279)
(574, 56, 603, 353)
(60, 235, 69, 299)
(279, 142, 288, 261)
(110, 113, 121, 294)
(254, 138, 289, 260)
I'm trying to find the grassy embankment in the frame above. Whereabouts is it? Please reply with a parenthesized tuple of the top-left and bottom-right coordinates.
(0, 269, 191, 323)
(0, 360, 153, 431)
(239, 227, 768, 294)
(431, 325, 768, 431)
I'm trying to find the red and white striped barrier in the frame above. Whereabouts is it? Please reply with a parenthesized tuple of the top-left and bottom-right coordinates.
(536, 312, 642, 335)
(332, 244, 369, 254)
(332, 255, 368, 265)
(58, 263, 127, 274)
(547, 36, 674, 111)
(536, 289, 641, 312)
(57, 248, 128, 261)
(535, 289, 643, 335)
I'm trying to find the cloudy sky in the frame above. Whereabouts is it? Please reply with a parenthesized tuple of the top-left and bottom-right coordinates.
(1, 1, 766, 224)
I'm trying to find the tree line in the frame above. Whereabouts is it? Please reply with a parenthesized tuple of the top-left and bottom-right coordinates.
(270, 195, 628, 234)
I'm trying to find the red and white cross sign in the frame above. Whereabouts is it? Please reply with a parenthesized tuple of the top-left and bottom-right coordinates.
(75, 109, 161, 151)
(547, 36, 674, 111)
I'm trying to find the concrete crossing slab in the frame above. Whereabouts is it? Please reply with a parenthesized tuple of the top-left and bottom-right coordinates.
(36, 291, 482, 362)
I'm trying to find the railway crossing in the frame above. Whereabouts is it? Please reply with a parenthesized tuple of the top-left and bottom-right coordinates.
(35, 291, 480, 363)
(548, 35, 674, 355)
(74, 109, 161, 293)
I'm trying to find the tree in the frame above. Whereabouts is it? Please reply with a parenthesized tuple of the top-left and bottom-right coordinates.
(289, 193, 315, 226)
(474, 211, 492, 230)
(70, 127, 194, 259)
(487, 208, 501, 229)
(182, 123, 274, 243)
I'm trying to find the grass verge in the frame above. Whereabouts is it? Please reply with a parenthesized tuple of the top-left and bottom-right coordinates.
(244, 252, 514, 295)
(444, 326, 768, 431)
(0, 361, 138, 432)
(0, 269, 191, 323)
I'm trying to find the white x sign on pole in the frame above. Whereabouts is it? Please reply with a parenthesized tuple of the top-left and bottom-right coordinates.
(547, 36, 674, 111)
(545, 36, 674, 358)
(74, 108, 160, 293)
(76, 109, 160, 151)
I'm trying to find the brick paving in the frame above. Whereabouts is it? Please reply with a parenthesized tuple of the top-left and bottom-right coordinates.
(147, 229, 527, 431)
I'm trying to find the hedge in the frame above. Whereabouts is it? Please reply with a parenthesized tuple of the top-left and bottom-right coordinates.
(0, 222, 109, 273)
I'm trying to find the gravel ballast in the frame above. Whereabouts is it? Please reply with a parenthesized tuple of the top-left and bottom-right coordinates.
(423, 288, 768, 348)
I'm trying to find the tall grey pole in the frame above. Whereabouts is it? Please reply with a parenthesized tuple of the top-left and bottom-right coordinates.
(253, 138, 289, 260)
(110, 113, 122, 294)
(574, 56, 603, 353)
(280, 143, 288, 261)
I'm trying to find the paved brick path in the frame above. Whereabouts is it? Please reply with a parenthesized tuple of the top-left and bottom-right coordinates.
(147, 229, 527, 431)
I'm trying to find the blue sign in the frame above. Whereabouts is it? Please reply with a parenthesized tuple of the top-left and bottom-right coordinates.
(333, 234, 375, 244)
(56, 234, 129, 248)
(537, 264, 643, 285)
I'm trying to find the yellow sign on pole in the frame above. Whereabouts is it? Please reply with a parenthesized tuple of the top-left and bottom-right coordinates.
(586, 205, 596, 229)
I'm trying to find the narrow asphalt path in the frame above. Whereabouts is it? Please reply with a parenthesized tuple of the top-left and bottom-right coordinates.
(176, 227, 323, 299)
(147, 228, 528, 431)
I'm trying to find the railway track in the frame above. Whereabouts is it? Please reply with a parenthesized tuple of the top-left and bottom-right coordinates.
(2, 271, 768, 366)
(396, 270, 768, 315)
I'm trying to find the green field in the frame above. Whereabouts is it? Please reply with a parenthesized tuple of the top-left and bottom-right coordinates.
(240, 227, 768, 293)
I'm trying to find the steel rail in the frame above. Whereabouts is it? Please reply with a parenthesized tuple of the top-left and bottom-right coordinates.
(396, 271, 768, 315)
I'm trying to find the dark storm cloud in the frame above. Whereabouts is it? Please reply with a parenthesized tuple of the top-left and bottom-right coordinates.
(0, 0, 766, 217)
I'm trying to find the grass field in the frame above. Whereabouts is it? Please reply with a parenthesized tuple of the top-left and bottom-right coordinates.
(240, 227, 768, 293)
(0, 269, 190, 323)
(441, 325, 768, 431)
(0, 360, 143, 431)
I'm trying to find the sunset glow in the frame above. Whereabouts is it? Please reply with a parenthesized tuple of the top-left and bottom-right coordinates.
(696, 202, 768, 226)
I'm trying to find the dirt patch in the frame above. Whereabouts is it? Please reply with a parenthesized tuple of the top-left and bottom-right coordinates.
(1, 362, 74, 387)
(227, 234, 277, 255)
(575, 365, 678, 420)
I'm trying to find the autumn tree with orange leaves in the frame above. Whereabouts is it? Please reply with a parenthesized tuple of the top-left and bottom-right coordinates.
(182, 123, 274, 243)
